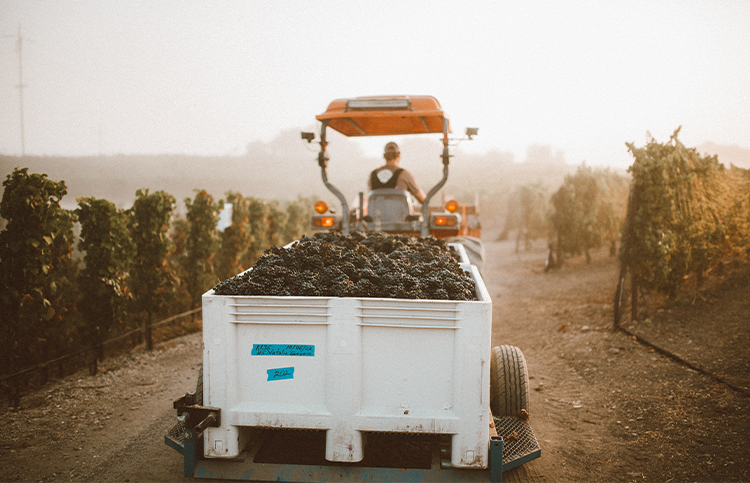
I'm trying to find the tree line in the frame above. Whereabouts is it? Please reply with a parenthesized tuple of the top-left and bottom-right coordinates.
(498, 164, 630, 267)
(0, 167, 313, 406)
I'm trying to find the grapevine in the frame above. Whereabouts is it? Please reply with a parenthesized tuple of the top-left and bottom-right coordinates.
(620, 129, 750, 300)
(548, 164, 628, 265)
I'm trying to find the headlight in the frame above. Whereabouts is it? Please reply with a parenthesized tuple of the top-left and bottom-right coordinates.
(433, 215, 457, 227)
(445, 199, 459, 213)
(313, 216, 335, 228)
(314, 200, 329, 214)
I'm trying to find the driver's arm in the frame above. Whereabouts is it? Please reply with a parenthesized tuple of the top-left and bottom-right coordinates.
(401, 170, 426, 203)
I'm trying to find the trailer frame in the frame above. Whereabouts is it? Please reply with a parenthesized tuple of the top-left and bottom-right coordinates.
(166, 403, 540, 483)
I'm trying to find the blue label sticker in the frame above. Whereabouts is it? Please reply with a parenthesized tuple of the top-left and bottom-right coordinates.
(252, 344, 315, 357)
(267, 367, 294, 381)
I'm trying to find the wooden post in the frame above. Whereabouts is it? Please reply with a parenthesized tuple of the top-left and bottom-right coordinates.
(146, 312, 153, 351)
(614, 264, 627, 329)
(41, 340, 49, 385)
(631, 276, 638, 323)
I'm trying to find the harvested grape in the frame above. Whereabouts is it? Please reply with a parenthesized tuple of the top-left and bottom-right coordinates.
(212, 232, 477, 301)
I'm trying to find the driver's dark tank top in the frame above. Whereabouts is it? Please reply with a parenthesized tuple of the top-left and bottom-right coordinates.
(370, 168, 404, 189)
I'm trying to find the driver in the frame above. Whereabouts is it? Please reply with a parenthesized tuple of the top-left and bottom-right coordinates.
(367, 142, 426, 204)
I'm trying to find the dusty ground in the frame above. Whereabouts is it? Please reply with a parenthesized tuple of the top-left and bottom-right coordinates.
(2, 227, 749, 482)
(487, 230, 750, 483)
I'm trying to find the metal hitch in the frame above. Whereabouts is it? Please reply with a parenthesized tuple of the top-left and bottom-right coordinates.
(173, 392, 221, 432)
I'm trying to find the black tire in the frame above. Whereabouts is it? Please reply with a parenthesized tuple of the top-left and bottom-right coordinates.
(195, 363, 203, 406)
(447, 236, 485, 274)
(490, 345, 530, 417)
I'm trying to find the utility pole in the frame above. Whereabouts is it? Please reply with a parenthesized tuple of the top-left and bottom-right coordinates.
(16, 25, 27, 157)
(3, 25, 28, 156)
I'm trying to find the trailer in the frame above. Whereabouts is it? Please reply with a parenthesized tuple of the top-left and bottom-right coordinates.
(166, 242, 540, 482)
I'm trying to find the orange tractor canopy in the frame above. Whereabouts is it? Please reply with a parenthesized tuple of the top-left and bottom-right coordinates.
(303, 95, 480, 240)
(316, 96, 450, 138)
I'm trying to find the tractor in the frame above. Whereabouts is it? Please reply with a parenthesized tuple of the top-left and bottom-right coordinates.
(303, 95, 484, 271)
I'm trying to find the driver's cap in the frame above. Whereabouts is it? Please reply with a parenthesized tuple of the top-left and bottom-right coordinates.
(384, 142, 400, 155)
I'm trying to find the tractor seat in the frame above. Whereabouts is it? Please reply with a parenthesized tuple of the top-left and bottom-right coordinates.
(363, 189, 420, 228)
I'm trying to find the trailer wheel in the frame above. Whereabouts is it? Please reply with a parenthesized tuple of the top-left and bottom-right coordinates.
(195, 363, 203, 406)
(490, 345, 530, 417)
(447, 236, 485, 273)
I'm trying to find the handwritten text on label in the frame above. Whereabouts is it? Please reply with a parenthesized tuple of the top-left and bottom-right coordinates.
(251, 344, 314, 357)
(267, 367, 294, 381)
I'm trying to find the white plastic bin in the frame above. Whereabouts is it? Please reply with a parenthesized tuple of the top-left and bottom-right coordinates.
(201, 260, 491, 469)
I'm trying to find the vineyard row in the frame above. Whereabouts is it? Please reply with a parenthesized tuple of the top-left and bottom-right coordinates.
(0, 168, 313, 406)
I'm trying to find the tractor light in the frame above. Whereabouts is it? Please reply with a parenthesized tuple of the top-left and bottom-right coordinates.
(445, 199, 460, 213)
(347, 98, 411, 110)
(314, 200, 329, 214)
(313, 216, 335, 228)
(433, 215, 457, 227)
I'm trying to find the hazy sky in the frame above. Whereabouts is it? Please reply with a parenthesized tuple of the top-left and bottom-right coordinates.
(1, 1, 748, 169)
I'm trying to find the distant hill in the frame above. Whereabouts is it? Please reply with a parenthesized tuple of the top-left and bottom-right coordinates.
(699, 142, 750, 169)
(4, 137, 744, 232)
(1, 129, 586, 221)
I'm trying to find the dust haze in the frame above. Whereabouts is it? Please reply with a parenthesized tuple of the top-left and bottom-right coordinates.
(0, 134, 567, 220)
(1, 130, 748, 222)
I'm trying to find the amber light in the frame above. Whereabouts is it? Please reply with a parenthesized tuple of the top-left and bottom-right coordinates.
(314, 201, 329, 214)
(445, 199, 460, 213)
(433, 216, 457, 227)
(313, 216, 335, 228)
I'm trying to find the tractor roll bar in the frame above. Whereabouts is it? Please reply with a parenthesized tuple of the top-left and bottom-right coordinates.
(318, 120, 351, 234)
(316, 116, 451, 236)
(421, 117, 451, 236)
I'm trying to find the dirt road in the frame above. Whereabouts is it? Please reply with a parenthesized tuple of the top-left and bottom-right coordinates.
(486, 232, 749, 482)
(3, 230, 748, 482)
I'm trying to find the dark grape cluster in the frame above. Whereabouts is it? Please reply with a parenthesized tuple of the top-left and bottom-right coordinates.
(212, 232, 478, 301)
